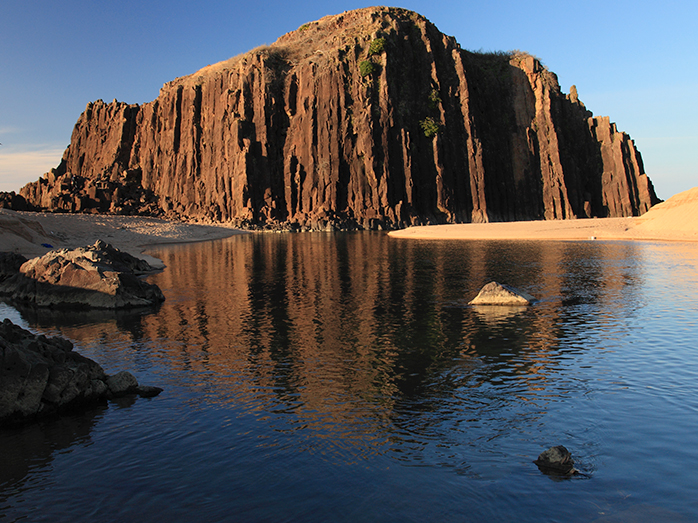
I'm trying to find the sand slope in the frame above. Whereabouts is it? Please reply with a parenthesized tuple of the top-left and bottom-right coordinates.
(389, 187, 698, 242)
(0, 210, 245, 268)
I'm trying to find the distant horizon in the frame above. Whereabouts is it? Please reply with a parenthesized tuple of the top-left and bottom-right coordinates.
(1, 1, 695, 200)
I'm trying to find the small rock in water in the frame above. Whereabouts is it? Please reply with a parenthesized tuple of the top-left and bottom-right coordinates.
(534, 445, 577, 475)
(136, 385, 164, 398)
(468, 281, 536, 306)
(106, 371, 139, 396)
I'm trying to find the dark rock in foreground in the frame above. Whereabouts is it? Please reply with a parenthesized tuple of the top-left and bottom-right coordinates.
(0, 319, 162, 427)
(534, 445, 577, 475)
(0, 240, 164, 309)
(469, 281, 536, 305)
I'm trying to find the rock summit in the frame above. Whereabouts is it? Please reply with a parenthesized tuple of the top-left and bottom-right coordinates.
(13, 7, 659, 230)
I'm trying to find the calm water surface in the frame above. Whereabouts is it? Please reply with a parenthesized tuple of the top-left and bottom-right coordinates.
(2, 233, 698, 522)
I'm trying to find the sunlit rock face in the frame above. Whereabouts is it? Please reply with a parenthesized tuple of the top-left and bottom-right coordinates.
(19, 7, 659, 229)
(0, 241, 164, 309)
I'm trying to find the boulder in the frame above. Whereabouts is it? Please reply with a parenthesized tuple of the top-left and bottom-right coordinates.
(0, 240, 164, 309)
(0, 319, 162, 427)
(106, 371, 139, 396)
(468, 282, 536, 306)
(534, 445, 577, 475)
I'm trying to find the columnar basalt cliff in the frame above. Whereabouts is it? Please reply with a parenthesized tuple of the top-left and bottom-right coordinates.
(18, 7, 659, 229)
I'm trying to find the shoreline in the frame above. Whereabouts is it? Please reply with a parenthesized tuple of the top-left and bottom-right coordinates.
(2, 187, 697, 261)
(389, 187, 698, 243)
(387, 216, 698, 243)
(0, 209, 247, 268)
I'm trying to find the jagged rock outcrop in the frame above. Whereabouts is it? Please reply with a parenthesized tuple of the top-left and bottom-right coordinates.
(0, 240, 164, 309)
(0, 319, 162, 427)
(17, 7, 659, 229)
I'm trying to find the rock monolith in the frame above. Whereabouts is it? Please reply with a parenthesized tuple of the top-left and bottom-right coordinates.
(14, 7, 659, 230)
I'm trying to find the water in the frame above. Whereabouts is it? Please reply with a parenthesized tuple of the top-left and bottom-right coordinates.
(2, 233, 698, 522)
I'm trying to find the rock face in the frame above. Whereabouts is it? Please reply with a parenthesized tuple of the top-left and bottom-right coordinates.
(0, 319, 162, 427)
(0, 240, 164, 309)
(469, 282, 536, 305)
(17, 7, 659, 229)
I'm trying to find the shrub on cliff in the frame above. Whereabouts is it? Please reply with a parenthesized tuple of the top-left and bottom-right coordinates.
(419, 117, 441, 138)
(360, 60, 377, 77)
(368, 37, 385, 56)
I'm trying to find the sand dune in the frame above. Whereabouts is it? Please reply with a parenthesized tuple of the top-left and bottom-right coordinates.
(389, 187, 698, 243)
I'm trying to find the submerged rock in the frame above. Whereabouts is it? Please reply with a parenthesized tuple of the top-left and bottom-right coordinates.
(0, 319, 162, 427)
(534, 445, 577, 475)
(468, 282, 536, 306)
(0, 240, 164, 309)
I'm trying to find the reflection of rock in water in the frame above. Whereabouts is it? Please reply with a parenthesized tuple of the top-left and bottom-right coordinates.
(0, 405, 106, 492)
(471, 304, 529, 325)
(10, 299, 160, 331)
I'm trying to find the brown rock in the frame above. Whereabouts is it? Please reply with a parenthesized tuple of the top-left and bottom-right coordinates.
(469, 282, 536, 305)
(18, 8, 660, 228)
(0, 240, 164, 309)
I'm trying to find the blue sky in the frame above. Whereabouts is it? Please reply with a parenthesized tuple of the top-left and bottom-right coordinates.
(1, 0, 696, 199)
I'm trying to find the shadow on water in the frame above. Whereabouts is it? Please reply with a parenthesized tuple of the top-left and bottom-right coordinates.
(0, 406, 107, 495)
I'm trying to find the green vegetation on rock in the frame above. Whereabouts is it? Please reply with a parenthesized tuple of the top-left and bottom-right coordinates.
(368, 38, 385, 56)
(428, 89, 441, 110)
(360, 60, 377, 77)
(419, 117, 441, 138)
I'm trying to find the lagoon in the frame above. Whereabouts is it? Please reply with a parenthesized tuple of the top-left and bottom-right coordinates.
(2, 233, 698, 522)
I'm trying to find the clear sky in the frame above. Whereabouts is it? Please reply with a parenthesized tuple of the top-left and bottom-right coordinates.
(1, 0, 696, 199)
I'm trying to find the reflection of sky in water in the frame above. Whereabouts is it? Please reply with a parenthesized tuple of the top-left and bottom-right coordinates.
(2, 235, 698, 522)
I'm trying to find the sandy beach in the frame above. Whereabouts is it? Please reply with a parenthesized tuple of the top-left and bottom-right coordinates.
(389, 187, 698, 243)
(2, 187, 697, 266)
(0, 210, 246, 268)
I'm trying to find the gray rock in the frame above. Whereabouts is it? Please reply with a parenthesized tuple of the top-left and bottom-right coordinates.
(0, 319, 162, 427)
(136, 385, 164, 398)
(0, 319, 107, 426)
(468, 281, 536, 306)
(0, 252, 28, 282)
(0, 240, 164, 309)
(534, 445, 577, 475)
(106, 371, 139, 396)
